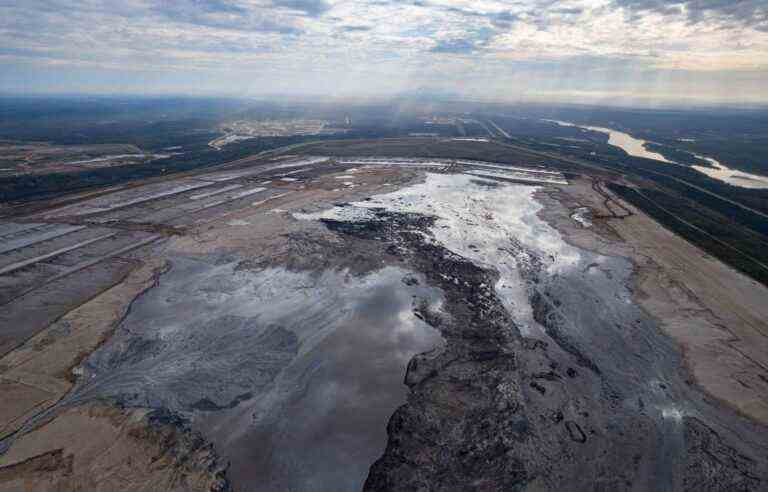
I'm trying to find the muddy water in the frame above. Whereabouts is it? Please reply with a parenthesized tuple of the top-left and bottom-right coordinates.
(203, 274, 443, 490)
(64, 258, 442, 491)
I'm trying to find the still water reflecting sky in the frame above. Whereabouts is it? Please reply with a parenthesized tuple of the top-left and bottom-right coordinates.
(197, 266, 444, 491)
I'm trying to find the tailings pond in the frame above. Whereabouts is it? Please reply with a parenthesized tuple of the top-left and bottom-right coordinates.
(64, 259, 443, 491)
(35, 169, 768, 490)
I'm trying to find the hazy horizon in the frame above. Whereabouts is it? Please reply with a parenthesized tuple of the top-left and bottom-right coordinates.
(2, 1, 767, 106)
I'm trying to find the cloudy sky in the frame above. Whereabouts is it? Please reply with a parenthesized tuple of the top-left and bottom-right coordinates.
(1, 0, 767, 104)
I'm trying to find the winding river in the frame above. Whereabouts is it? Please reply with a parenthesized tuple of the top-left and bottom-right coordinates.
(546, 119, 768, 189)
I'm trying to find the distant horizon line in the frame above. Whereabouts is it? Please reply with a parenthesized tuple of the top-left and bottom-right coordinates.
(2, 90, 767, 111)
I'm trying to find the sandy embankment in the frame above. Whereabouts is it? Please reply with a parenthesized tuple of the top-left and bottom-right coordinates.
(0, 257, 230, 491)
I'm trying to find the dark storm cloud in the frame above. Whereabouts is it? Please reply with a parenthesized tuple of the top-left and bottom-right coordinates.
(615, 0, 768, 31)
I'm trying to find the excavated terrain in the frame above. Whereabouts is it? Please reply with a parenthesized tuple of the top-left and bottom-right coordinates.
(1, 152, 767, 491)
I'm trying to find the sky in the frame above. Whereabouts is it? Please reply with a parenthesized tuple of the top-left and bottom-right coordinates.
(1, 0, 767, 105)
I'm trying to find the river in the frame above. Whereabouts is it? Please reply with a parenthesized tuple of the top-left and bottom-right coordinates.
(546, 119, 768, 189)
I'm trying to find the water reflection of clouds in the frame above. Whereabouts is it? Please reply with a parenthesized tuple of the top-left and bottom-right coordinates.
(196, 265, 444, 491)
(71, 253, 444, 491)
